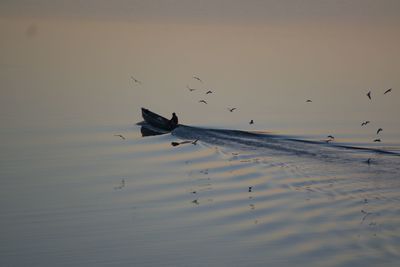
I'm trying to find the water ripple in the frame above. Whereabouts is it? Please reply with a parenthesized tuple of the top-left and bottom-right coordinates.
(126, 127, 400, 266)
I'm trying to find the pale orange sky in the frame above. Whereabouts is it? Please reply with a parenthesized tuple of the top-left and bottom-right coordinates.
(1, 0, 400, 25)
(0, 1, 399, 137)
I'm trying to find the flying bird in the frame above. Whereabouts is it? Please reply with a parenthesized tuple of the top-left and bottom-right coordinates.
(377, 128, 383, 134)
(114, 134, 126, 140)
(306, 99, 312, 103)
(228, 108, 237, 112)
(249, 120, 254, 125)
(384, 88, 392, 94)
(199, 100, 207, 104)
(191, 139, 199, 145)
(130, 76, 142, 85)
(193, 76, 203, 83)
(367, 91, 371, 100)
(171, 142, 180, 147)
(206, 90, 213, 94)
(327, 135, 335, 140)
(171, 140, 196, 147)
(361, 121, 370, 126)
(373, 139, 381, 142)
(187, 85, 196, 92)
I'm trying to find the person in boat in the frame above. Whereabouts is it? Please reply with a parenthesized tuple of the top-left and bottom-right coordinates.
(169, 112, 178, 129)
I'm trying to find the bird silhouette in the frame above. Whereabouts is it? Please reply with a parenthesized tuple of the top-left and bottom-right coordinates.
(373, 139, 381, 142)
(187, 85, 196, 91)
(249, 120, 254, 125)
(206, 90, 213, 94)
(199, 100, 207, 104)
(384, 88, 392, 94)
(171, 139, 199, 147)
(367, 91, 371, 100)
(377, 128, 383, 134)
(327, 135, 335, 139)
(130, 76, 142, 84)
(306, 99, 312, 102)
(228, 108, 237, 112)
(114, 134, 126, 140)
(361, 121, 370, 126)
(193, 76, 203, 83)
(366, 158, 371, 165)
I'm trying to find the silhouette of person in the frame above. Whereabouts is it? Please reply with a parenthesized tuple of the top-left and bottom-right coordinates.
(169, 112, 178, 129)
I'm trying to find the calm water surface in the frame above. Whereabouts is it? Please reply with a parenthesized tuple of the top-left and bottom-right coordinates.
(1, 119, 400, 266)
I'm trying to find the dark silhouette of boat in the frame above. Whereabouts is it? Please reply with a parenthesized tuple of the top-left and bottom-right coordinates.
(141, 108, 178, 132)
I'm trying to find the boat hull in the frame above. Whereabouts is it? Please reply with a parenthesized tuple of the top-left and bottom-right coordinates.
(141, 108, 176, 131)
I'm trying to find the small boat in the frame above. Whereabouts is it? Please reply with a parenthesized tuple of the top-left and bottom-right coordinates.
(141, 108, 177, 131)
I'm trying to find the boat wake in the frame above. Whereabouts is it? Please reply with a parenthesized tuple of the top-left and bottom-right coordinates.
(134, 123, 400, 266)
(169, 125, 400, 169)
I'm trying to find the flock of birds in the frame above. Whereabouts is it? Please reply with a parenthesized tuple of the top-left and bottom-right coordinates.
(187, 75, 256, 125)
(360, 89, 393, 143)
(306, 88, 393, 144)
(187, 75, 394, 144)
(127, 74, 394, 148)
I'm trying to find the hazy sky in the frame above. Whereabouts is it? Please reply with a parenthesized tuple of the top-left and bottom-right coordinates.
(0, 1, 399, 136)
(1, 0, 400, 25)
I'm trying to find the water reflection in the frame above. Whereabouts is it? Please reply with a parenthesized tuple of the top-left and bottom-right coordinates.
(140, 124, 166, 137)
